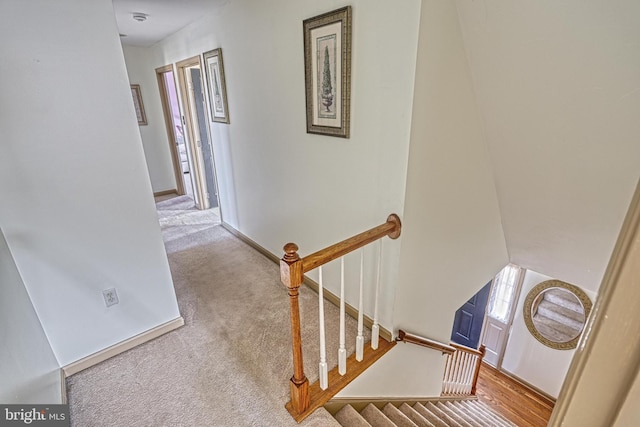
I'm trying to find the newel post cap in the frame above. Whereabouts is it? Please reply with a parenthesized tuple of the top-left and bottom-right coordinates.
(283, 243, 300, 263)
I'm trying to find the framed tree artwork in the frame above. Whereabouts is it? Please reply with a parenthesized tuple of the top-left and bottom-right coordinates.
(303, 6, 352, 138)
(203, 48, 230, 124)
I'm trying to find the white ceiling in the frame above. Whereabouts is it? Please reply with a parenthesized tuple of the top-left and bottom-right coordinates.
(112, 0, 226, 47)
(455, 0, 640, 291)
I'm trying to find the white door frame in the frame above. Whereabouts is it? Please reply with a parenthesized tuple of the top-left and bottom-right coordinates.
(156, 64, 186, 196)
(176, 56, 209, 209)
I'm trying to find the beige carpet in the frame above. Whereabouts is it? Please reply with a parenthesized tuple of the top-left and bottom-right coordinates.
(66, 196, 366, 426)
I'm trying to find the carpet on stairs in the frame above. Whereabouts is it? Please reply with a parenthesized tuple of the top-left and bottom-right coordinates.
(331, 399, 516, 427)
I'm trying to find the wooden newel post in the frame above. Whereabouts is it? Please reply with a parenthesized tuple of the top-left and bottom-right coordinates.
(471, 344, 486, 395)
(281, 242, 310, 415)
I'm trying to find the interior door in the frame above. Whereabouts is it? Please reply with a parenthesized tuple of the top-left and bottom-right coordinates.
(481, 264, 524, 367)
(450, 282, 492, 349)
(189, 68, 218, 208)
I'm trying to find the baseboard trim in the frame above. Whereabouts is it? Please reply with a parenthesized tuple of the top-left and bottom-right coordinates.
(153, 189, 178, 197)
(62, 317, 184, 377)
(221, 222, 280, 264)
(60, 369, 67, 404)
(220, 221, 393, 342)
(487, 362, 556, 406)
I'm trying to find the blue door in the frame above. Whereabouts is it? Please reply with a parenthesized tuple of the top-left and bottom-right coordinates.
(450, 282, 492, 349)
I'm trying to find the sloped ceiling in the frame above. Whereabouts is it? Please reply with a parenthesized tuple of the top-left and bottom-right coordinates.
(455, 0, 640, 291)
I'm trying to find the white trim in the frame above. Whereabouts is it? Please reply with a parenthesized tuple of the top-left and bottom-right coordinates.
(62, 317, 184, 377)
(60, 369, 67, 404)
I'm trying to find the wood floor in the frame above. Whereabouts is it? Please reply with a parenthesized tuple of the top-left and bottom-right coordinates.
(475, 362, 555, 426)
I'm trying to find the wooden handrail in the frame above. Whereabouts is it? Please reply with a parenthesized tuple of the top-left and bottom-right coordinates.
(280, 214, 402, 418)
(450, 342, 484, 357)
(301, 214, 401, 273)
(396, 329, 456, 355)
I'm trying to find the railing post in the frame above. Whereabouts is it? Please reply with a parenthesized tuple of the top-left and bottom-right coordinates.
(471, 344, 486, 395)
(281, 243, 309, 415)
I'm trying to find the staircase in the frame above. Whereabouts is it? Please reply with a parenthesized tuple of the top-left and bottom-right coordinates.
(533, 288, 585, 342)
(331, 399, 516, 427)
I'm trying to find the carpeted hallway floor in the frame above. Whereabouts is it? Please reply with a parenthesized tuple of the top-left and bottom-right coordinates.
(66, 196, 361, 426)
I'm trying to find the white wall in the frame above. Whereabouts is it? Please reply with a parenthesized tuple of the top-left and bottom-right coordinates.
(0, 0, 181, 366)
(394, 0, 508, 342)
(0, 229, 62, 404)
(340, 0, 508, 397)
(502, 269, 597, 398)
(125, 0, 422, 330)
(123, 46, 177, 193)
(456, 0, 640, 291)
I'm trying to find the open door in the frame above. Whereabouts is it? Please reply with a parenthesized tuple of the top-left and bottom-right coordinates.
(156, 64, 193, 197)
(176, 56, 220, 210)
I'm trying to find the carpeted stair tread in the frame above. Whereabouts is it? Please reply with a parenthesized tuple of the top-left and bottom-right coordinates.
(383, 403, 419, 427)
(335, 404, 372, 427)
(532, 314, 581, 342)
(447, 401, 482, 425)
(361, 403, 396, 427)
(473, 401, 517, 427)
(536, 299, 584, 329)
(412, 403, 450, 427)
(435, 402, 474, 427)
(543, 288, 583, 313)
(443, 401, 483, 427)
(459, 400, 508, 427)
(398, 403, 437, 427)
(332, 399, 517, 426)
(425, 402, 464, 427)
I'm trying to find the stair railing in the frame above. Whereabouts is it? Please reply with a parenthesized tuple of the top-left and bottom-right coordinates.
(442, 343, 486, 396)
(280, 214, 401, 420)
(396, 329, 485, 397)
(396, 329, 456, 355)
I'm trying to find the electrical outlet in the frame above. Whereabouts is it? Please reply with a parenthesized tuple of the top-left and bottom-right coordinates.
(102, 288, 119, 307)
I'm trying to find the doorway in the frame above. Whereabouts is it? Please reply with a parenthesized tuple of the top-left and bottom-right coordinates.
(156, 64, 194, 197)
(450, 282, 492, 349)
(176, 56, 219, 211)
(481, 264, 524, 368)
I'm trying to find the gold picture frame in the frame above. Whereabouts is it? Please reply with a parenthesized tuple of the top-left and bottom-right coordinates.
(203, 48, 230, 124)
(130, 84, 147, 125)
(303, 6, 352, 138)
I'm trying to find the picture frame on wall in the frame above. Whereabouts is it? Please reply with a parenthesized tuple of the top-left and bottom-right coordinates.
(130, 84, 147, 125)
(203, 48, 230, 124)
(303, 6, 352, 138)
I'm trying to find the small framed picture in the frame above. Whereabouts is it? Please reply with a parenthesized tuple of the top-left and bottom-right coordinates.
(303, 6, 352, 138)
(130, 84, 147, 125)
(203, 48, 230, 124)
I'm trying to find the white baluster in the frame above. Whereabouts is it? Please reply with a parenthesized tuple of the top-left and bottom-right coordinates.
(461, 353, 471, 394)
(318, 266, 328, 390)
(371, 241, 382, 350)
(356, 250, 364, 361)
(462, 352, 472, 394)
(442, 352, 453, 395)
(454, 351, 464, 395)
(338, 257, 347, 375)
